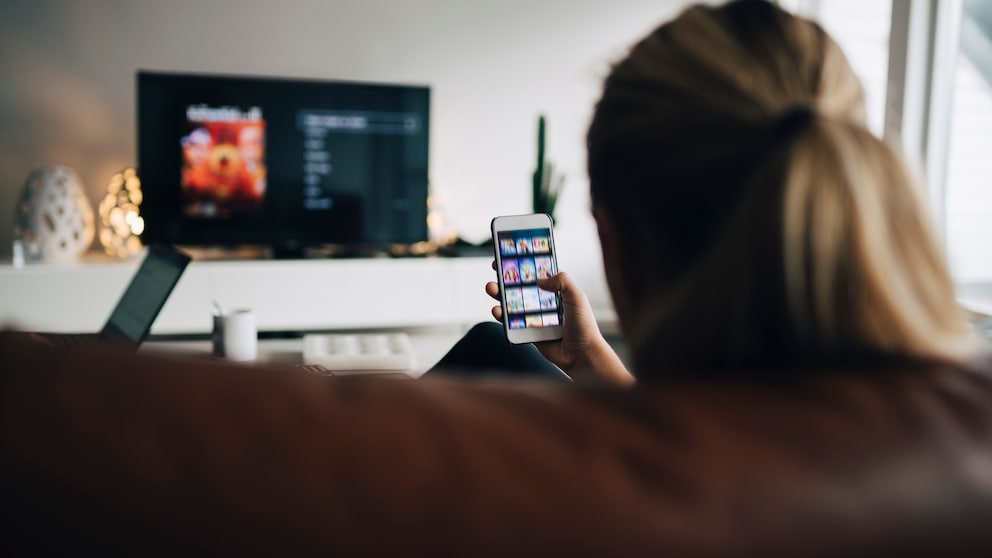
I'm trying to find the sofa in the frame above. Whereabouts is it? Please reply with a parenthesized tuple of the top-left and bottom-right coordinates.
(2, 332, 992, 556)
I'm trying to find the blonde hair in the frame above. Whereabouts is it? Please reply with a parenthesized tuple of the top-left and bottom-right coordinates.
(587, 0, 974, 374)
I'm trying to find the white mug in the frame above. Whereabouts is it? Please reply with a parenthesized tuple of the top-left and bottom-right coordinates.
(220, 309, 257, 361)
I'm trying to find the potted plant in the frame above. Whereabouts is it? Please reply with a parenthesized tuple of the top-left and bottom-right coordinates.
(532, 114, 565, 222)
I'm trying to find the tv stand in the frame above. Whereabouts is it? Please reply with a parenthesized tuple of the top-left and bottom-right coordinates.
(0, 253, 494, 335)
(170, 242, 494, 264)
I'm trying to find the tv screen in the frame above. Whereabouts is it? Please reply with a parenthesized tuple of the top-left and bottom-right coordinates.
(137, 70, 430, 252)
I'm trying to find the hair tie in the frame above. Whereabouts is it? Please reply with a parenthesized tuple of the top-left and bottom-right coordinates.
(777, 105, 816, 139)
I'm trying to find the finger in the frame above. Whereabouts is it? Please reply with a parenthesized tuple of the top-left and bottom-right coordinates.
(491, 305, 503, 322)
(485, 281, 500, 301)
(491, 259, 497, 271)
(537, 271, 586, 305)
(536, 271, 569, 294)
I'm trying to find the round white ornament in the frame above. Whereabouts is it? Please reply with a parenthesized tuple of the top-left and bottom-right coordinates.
(14, 165, 95, 263)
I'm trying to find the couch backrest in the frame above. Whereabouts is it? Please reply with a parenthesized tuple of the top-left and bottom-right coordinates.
(2, 333, 992, 556)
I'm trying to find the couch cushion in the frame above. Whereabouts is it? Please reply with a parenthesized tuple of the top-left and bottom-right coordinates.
(1, 333, 992, 556)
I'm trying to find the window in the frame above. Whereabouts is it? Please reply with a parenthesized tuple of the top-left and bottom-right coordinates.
(941, 0, 992, 283)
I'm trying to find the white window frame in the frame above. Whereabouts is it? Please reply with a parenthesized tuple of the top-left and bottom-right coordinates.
(884, 0, 964, 247)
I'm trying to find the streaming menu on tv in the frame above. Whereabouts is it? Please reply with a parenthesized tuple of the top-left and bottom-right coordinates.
(296, 109, 422, 212)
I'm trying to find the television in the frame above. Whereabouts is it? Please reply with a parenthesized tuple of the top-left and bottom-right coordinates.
(137, 70, 430, 255)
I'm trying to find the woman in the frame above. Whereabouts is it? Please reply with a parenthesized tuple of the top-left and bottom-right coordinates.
(453, 0, 975, 385)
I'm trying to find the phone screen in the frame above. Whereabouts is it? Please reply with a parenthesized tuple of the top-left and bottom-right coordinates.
(496, 227, 562, 331)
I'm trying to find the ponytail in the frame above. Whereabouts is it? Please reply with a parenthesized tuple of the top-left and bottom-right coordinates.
(781, 118, 974, 362)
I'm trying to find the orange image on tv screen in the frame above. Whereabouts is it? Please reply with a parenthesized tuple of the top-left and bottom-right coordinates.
(181, 117, 267, 218)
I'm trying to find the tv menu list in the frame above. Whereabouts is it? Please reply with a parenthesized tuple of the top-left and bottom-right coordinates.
(296, 109, 422, 212)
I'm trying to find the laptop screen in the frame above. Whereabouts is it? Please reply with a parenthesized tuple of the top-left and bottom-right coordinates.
(100, 245, 191, 347)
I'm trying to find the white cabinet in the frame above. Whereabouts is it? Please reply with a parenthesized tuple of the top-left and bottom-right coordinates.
(0, 255, 494, 335)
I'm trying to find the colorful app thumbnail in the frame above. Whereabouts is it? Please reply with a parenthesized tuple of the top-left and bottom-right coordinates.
(516, 238, 533, 254)
(525, 315, 543, 327)
(539, 289, 557, 310)
(499, 239, 517, 256)
(519, 257, 536, 283)
(522, 287, 541, 312)
(509, 316, 527, 329)
(181, 105, 267, 219)
(502, 259, 521, 285)
(505, 288, 524, 313)
(535, 256, 553, 280)
(541, 312, 560, 326)
(532, 236, 550, 253)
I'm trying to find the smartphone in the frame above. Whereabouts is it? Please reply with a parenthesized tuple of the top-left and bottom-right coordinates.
(491, 213, 564, 344)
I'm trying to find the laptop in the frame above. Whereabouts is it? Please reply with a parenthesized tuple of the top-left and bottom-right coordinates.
(42, 244, 192, 350)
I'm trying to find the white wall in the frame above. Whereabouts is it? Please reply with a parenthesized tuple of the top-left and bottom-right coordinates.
(0, 0, 684, 316)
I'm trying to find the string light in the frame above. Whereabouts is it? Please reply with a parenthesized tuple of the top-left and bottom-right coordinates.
(98, 168, 144, 257)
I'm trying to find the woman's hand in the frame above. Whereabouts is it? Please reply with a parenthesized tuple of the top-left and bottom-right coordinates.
(486, 268, 634, 387)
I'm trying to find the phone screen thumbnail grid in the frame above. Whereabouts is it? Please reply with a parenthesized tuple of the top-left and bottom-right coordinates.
(497, 227, 562, 330)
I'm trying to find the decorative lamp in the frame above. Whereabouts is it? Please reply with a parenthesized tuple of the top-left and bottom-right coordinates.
(98, 167, 145, 257)
(426, 194, 458, 246)
(13, 165, 95, 263)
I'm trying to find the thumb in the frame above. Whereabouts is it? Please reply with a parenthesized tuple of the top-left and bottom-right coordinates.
(537, 272, 581, 302)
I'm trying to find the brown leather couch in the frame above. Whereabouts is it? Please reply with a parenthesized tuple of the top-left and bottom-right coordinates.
(2, 332, 992, 556)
